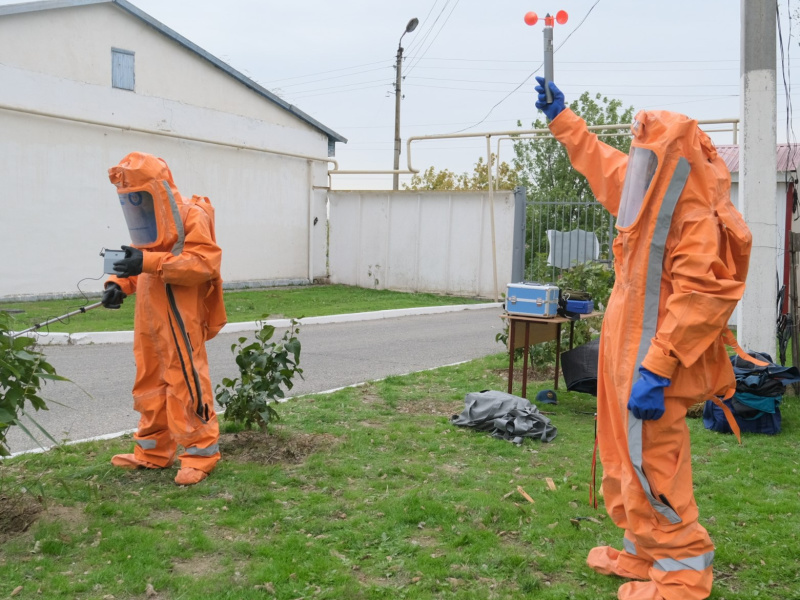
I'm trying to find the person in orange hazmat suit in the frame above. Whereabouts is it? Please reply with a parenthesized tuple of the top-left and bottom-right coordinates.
(534, 77, 751, 600)
(101, 152, 226, 486)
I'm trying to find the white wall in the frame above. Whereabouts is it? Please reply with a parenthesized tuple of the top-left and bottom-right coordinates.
(328, 191, 517, 299)
(0, 3, 331, 299)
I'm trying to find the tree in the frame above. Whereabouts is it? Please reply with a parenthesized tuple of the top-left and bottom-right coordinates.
(513, 91, 635, 204)
(403, 154, 520, 191)
(513, 92, 635, 285)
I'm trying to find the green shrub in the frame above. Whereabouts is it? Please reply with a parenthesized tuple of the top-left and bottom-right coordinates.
(215, 318, 303, 430)
(0, 311, 65, 455)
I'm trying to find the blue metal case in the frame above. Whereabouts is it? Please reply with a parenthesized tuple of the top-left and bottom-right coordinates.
(505, 283, 560, 318)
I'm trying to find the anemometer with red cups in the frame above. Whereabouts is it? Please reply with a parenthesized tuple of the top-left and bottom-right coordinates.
(524, 10, 568, 103)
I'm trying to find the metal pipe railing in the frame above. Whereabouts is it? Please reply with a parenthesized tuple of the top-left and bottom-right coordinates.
(326, 117, 740, 303)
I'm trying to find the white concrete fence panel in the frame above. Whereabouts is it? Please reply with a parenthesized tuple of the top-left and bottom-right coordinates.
(328, 190, 517, 299)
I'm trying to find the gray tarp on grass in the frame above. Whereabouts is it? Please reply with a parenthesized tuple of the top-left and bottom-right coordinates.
(450, 390, 557, 444)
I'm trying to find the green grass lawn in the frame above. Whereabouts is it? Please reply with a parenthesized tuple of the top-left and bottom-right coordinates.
(0, 285, 486, 334)
(1, 353, 797, 599)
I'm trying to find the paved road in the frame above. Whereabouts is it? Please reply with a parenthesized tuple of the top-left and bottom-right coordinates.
(6, 306, 506, 455)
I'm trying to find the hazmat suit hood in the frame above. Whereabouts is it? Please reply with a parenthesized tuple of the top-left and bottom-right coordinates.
(617, 110, 725, 232)
(109, 152, 185, 254)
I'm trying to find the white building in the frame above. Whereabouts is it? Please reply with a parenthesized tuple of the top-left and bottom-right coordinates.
(0, 0, 346, 300)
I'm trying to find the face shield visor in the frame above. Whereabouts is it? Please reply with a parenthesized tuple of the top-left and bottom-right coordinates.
(617, 146, 658, 228)
(119, 190, 158, 246)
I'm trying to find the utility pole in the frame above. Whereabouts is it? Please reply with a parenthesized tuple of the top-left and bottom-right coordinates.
(738, 0, 777, 353)
(393, 18, 418, 191)
(393, 45, 404, 191)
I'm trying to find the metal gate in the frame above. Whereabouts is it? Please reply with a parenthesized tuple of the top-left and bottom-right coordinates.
(524, 197, 616, 283)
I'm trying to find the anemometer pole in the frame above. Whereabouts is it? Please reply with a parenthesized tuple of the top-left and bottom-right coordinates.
(543, 21, 554, 102)
(524, 10, 569, 104)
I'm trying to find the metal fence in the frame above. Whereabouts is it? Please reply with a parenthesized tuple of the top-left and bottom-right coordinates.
(524, 198, 616, 283)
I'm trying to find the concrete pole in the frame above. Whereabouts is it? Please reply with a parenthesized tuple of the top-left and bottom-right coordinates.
(737, 0, 777, 353)
(392, 45, 403, 191)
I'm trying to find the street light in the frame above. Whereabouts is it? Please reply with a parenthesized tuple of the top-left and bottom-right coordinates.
(393, 17, 418, 191)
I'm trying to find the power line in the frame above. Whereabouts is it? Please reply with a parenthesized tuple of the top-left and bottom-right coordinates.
(330, 117, 537, 130)
(405, 0, 461, 76)
(275, 66, 391, 90)
(406, 76, 742, 88)
(405, 82, 738, 97)
(290, 83, 390, 100)
(264, 57, 746, 93)
(407, 64, 743, 73)
(404, 0, 444, 56)
(285, 70, 744, 100)
(284, 64, 745, 96)
(405, 0, 452, 57)
(262, 59, 392, 84)
(412, 57, 740, 64)
(445, 0, 603, 134)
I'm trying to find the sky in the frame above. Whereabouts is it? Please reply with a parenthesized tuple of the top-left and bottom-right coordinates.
(2, 0, 798, 189)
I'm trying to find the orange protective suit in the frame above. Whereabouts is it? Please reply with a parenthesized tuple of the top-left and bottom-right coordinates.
(549, 109, 751, 600)
(105, 152, 226, 485)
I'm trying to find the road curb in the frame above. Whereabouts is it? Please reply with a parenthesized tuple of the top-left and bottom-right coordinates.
(25, 302, 503, 345)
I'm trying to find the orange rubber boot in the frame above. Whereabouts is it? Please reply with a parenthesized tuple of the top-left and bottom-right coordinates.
(175, 467, 208, 486)
(588, 546, 650, 580)
(617, 580, 666, 600)
(111, 453, 170, 470)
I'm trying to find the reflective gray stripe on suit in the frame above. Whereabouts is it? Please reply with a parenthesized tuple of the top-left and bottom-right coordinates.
(627, 157, 691, 526)
(624, 534, 713, 572)
(654, 551, 714, 572)
(186, 443, 219, 457)
(623, 537, 637, 555)
(135, 439, 157, 450)
(163, 181, 185, 256)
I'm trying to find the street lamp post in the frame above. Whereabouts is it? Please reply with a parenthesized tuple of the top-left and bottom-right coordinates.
(393, 17, 418, 191)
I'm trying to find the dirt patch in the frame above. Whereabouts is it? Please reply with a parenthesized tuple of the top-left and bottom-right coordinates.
(38, 504, 87, 530)
(0, 493, 45, 544)
(396, 398, 463, 417)
(0, 432, 337, 542)
(172, 554, 225, 578)
(218, 430, 340, 465)
(357, 387, 383, 406)
(409, 534, 440, 547)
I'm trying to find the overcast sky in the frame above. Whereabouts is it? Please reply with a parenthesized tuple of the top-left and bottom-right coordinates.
(3, 0, 798, 189)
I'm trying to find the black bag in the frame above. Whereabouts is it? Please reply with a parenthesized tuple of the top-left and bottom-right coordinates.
(560, 337, 600, 396)
(562, 289, 592, 301)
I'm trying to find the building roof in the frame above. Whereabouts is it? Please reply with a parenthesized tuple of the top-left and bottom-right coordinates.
(0, 0, 347, 145)
(716, 143, 800, 174)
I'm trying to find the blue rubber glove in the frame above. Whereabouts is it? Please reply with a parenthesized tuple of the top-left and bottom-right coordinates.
(627, 367, 670, 420)
(534, 76, 566, 121)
